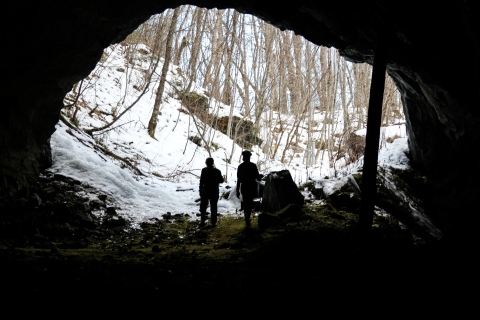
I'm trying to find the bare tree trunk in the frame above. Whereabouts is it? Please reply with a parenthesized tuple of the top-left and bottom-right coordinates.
(208, 11, 226, 102)
(202, 10, 222, 90)
(314, 46, 330, 163)
(70, 79, 84, 125)
(147, 7, 180, 139)
(224, 10, 239, 138)
(340, 57, 350, 133)
(173, 36, 188, 66)
(184, 7, 205, 92)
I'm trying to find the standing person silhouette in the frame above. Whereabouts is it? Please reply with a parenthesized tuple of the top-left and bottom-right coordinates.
(199, 157, 224, 227)
(236, 150, 260, 227)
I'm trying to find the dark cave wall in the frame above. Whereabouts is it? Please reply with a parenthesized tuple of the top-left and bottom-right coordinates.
(1, 1, 479, 235)
(1, 1, 162, 192)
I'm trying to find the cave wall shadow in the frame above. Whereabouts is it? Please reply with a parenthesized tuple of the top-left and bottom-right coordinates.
(1, 0, 479, 239)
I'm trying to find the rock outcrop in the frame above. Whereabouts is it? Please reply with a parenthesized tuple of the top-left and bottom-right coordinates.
(262, 170, 304, 213)
(316, 168, 443, 241)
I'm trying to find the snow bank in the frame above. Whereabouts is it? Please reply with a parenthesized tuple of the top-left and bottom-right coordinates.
(49, 123, 239, 224)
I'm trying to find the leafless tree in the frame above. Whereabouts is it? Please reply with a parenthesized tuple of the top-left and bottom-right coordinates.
(148, 7, 181, 139)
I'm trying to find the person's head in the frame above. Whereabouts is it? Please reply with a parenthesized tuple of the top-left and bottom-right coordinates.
(242, 150, 252, 162)
(205, 157, 214, 167)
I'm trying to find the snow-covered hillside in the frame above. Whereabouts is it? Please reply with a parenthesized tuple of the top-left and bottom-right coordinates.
(51, 43, 408, 225)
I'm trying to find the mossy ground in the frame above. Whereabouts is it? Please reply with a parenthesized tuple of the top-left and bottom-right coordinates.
(0, 200, 473, 317)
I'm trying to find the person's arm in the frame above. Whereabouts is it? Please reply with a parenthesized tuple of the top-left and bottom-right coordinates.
(236, 165, 241, 198)
(199, 168, 204, 196)
(217, 169, 224, 184)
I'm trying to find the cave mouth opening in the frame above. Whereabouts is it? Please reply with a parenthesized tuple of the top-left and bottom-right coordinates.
(1, 3, 478, 312)
(4, 1, 407, 195)
(2, 1, 480, 249)
(62, 5, 404, 176)
(51, 5, 409, 233)
(1, 2, 451, 254)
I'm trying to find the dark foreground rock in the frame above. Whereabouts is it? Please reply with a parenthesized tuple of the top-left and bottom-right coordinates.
(258, 212, 283, 229)
(258, 204, 308, 229)
(262, 170, 304, 213)
(315, 167, 443, 242)
(0, 173, 132, 249)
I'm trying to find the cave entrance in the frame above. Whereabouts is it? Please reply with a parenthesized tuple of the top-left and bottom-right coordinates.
(56, 5, 405, 232)
(1, 3, 478, 312)
(4, 1, 479, 243)
(61, 5, 404, 181)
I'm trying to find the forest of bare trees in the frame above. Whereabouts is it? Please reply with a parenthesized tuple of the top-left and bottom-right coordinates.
(65, 5, 404, 172)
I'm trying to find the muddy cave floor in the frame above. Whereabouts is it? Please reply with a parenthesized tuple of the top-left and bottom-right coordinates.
(0, 175, 477, 316)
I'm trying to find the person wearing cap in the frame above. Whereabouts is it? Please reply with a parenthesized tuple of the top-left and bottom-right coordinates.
(199, 157, 224, 227)
(236, 150, 260, 227)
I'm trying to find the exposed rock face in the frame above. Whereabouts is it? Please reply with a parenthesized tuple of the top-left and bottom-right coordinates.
(214, 116, 263, 149)
(1, 1, 479, 237)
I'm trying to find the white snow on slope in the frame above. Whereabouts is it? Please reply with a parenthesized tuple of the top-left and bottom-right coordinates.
(313, 137, 410, 196)
(50, 122, 242, 224)
(50, 42, 408, 225)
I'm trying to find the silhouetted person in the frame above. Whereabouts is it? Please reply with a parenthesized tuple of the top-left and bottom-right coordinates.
(199, 157, 224, 227)
(236, 150, 260, 227)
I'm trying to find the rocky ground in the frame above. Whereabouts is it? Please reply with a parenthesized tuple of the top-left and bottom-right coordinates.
(0, 174, 475, 317)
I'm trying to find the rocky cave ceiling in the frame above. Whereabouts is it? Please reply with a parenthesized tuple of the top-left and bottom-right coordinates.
(1, 1, 479, 236)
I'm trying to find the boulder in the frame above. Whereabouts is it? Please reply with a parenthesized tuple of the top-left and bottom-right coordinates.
(106, 207, 117, 216)
(258, 204, 306, 229)
(89, 199, 105, 209)
(262, 170, 304, 213)
(318, 169, 442, 241)
(213, 116, 263, 150)
(300, 181, 324, 200)
(103, 215, 126, 228)
(257, 213, 283, 229)
(313, 175, 362, 212)
(277, 204, 303, 221)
